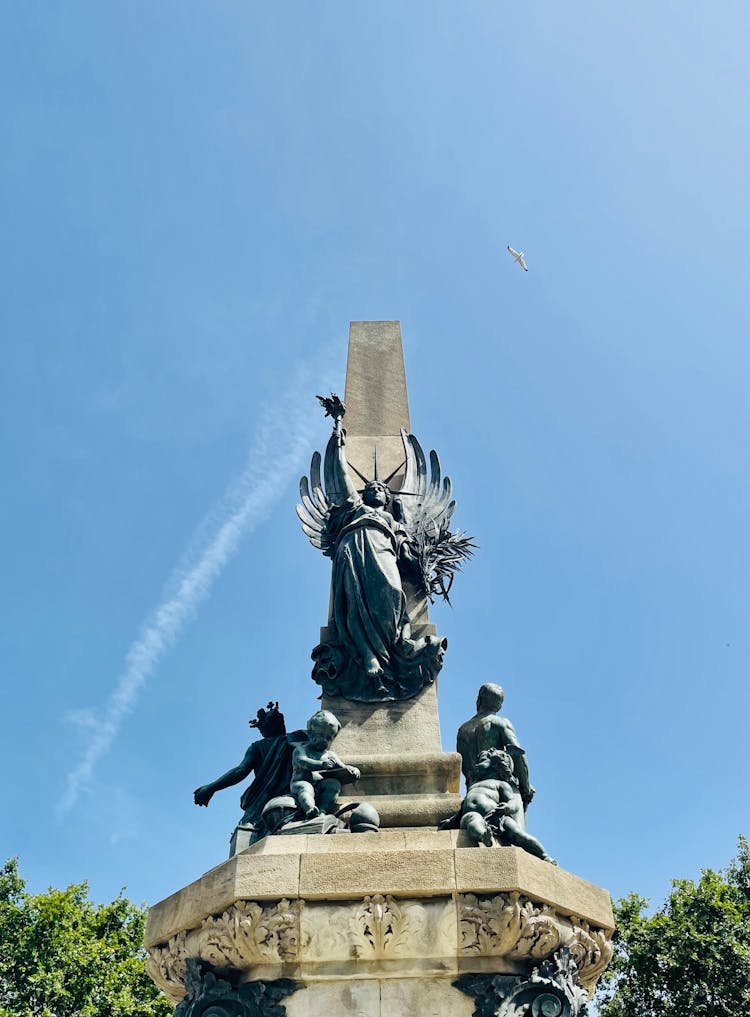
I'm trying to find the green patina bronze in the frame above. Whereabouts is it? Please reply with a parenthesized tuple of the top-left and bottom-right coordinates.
(297, 395, 473, 703)
(193, 702, 300, 839)
(289, 709, 361, 818)
(446, 683, 554, 862)
(457, 684, 534, 809)
(194, 705, 380, 847)
(459, 748, 554, 862)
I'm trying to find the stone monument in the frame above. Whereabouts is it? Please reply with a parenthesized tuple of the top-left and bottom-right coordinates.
(145, 322, 614, 1016)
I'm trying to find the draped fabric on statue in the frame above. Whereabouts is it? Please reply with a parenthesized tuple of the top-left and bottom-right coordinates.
(330, 502, 406, 673)
(238, 736, 296, 828)
(310, 497, 447, 702)
(298, 422, 459, 702)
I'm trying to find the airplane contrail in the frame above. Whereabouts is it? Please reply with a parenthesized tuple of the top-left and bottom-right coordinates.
(59, 359, 335, 815)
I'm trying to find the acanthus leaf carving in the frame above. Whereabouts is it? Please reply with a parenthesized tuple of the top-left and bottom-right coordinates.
(458, 892, 525, 956)
(507, 900, 561, 960)
(457, 892, 613, 997)
(458, 892, 561, 960)
(147, 929, 189, 999)
(351, 894, 410, 959)
(568, 917, 614, 996)
(146, 899, 301, 1001)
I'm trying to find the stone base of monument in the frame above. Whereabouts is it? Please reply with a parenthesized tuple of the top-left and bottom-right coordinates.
(337, 750, 462, 828)
(145, 831, 614, 1017)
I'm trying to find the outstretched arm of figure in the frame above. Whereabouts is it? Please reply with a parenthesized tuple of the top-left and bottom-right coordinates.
(333, 427, 358, 500)
(194, 743, 259, 807)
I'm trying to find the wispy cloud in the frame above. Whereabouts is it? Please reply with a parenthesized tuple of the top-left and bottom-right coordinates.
(59, 357, 336, 815)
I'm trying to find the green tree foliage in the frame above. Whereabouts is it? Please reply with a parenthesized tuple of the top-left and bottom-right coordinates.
(596, 838, 750, 1017)
(0, 859, 172, 1017)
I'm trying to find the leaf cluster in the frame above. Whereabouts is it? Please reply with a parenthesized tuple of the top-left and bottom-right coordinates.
(595, 837, 750, 1017)
(0, 859, 171, 1017)
(411, 519, 476, 604)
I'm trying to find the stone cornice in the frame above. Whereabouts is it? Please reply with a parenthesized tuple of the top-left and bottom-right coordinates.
(147, 888, 612, 1003)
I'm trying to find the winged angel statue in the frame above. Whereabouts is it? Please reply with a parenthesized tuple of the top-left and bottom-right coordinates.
(297, 395, 474, 702)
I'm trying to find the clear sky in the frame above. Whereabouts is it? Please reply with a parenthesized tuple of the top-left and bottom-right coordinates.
(1, 3, 747, 913)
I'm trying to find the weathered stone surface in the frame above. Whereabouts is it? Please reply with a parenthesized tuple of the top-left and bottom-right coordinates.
(248, 833, 313, 855)
(331, 761, 462, 829)
(454, 845, 614, 930)
(344, 434, 409, 493)
(325, 683, 444, 758)
(284, 978, 380, 1017)
(232, 853, 301, 903)
(454, 891, 614, 992)
(145, 836, 614, 1011)
(380, 977, 476, 1017)
(300, 848, 456, 899)
(337, 751, 461, 796)
(146, 834, 613, 956)
(343, 321, 410, 441)
(337, 791, 462, 828)
(301, 830, 391, 854)
(285, 976, 476, 1017)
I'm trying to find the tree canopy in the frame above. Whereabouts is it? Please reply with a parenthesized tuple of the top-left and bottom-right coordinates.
(0, 859, 171, 1017)
(595, 838, 750, 1017)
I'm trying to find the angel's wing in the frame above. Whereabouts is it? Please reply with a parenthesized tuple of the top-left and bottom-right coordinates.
(399, 428, 455, 532)
(397, 429, 474, 603)
(297, 432, 351, 556)
(297, 451, 331, 555)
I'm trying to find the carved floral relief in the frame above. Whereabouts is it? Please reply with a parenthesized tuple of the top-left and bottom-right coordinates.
(146, 899, 300, 1000)
(300, 893, 453, 963)
(457, 892, 612, 996)
(147, 891, 613, 1003)
(568, 916, 615, 993)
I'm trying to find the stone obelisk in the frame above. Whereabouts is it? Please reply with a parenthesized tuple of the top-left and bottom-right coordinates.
(340, 320, 411, 489)
(339, 322, 433, 636)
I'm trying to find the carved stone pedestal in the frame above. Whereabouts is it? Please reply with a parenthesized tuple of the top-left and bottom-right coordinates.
(147, 322, 615, 1014)
(145, 832, 613, 1017)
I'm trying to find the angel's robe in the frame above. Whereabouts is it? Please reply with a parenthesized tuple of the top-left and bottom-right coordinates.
(330, 498, 407, 674)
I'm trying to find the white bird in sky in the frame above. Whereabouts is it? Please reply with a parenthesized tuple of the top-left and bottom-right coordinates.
(507, 245, 528, 272)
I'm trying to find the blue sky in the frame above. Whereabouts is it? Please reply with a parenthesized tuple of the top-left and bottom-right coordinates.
(1, 2, 746, 913)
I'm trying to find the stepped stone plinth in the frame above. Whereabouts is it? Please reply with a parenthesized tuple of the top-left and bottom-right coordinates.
(325, 682, 463, 829)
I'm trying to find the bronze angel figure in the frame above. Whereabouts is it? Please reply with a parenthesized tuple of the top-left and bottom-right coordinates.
(297, 399, 474, 702)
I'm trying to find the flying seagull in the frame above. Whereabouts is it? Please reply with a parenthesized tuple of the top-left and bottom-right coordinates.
(507, 245, 528, 272)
